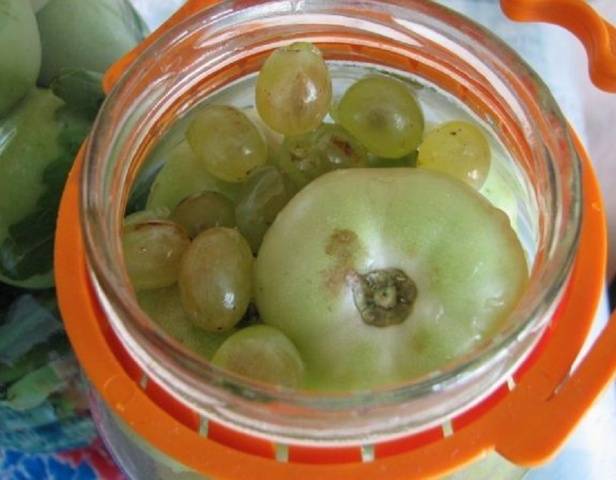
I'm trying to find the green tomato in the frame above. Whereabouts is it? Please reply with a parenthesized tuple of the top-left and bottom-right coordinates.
(255, 168, 528, 391)
(0, 0, 41, 117)
(0, 88, 82, 288)
(28, 0, 49, 13)
(35, 0, 146, 85)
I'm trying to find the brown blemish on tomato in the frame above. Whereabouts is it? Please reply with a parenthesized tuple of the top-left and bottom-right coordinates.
(325, 229, 357, 258)
(322, 229, 361, 295)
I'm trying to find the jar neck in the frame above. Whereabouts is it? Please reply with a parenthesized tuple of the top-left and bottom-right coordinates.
(81, 0, 580, 445)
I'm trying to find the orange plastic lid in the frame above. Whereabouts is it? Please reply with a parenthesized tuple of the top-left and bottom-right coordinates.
(55, 1, 616, 478)
(105, 0, 616, 93)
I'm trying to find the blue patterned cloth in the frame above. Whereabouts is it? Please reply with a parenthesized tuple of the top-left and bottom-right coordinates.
(0, 440, 124, 480)
(0, 450, 97, 480)
(0, 413, 96, 454)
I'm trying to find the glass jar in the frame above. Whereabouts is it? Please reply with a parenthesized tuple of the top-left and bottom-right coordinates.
(55, 0, 610, 478)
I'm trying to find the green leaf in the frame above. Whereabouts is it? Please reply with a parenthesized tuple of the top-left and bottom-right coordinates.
(0, 283, 22, 325)
(0, 293, 62, 365)
(0, 353, 78, 411)
(50, 69, 104, 119)
(54, 103, 93, 152)
(0, 332, 69, 386)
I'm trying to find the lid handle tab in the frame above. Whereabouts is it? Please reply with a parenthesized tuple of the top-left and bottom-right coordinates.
(501, 0, 616, 92)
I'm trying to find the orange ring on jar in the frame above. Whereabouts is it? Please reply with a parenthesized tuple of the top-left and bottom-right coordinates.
(55, 131, 610, 479)
(56, 0, 614, 477)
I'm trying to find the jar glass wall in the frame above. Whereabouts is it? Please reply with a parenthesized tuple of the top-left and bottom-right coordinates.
(90, 389, 527, 479)
(80, 0, 580, 464)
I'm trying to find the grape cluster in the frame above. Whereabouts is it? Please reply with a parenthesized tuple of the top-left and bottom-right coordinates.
(123, 42, 493, 389)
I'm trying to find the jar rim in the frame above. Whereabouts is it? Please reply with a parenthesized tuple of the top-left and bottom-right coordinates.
(80, 0, 581, 444)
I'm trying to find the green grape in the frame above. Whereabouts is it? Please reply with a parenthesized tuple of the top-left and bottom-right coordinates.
(186, 105, 267, 183)
(122, 220, 190, 291)
(368, 150, 418, 168)
(137, 287, 234, 360)
(417, 120, 491, 189)
(256, 42, 332, 135)
(171, 191, 235, 239)
(235, 166, 296, 253)
(123, 207, 170, 226)
(243, 107, 283, 152)
(212, 325, 304, 388)
(335, 75, 424, 158)
(146, 139, 241, 212)
(277, 123, 369, 187)
(178, 227, 253, 332)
